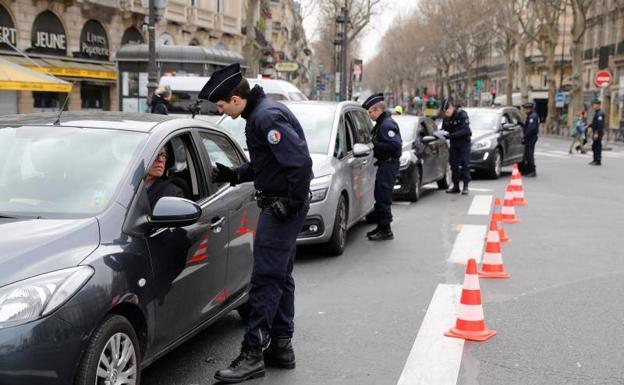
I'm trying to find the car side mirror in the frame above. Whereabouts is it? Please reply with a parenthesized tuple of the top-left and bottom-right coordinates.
(502, 123, 515, 131)
(353, 143, 371, 158)
(422, 135, 436, 144)
(149, 197, 201, 228)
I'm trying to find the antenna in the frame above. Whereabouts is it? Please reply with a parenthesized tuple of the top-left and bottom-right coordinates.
(189, 99, 203, 119)
(53, 87, 73, 126)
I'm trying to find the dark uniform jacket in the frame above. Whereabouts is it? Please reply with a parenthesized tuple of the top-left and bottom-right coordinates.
(523, 111, 540, 140)
(150, 95, 169, 115)
(442, 108, 472, 144)
(236, 85, 313, 211)
(372, 111, 402, 160)
(590, 109, 605, 137)
(146, 177, 184, 209)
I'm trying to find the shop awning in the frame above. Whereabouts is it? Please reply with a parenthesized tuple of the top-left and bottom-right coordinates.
(5, 56, 117, 81)
(115, 44, 246, 66)
(0, 57, 72, 93)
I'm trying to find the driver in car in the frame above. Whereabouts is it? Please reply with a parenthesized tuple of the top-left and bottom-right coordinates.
(144, 146, 184, 208)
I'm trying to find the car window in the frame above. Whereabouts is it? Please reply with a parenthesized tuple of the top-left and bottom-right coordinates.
(349, 111, 372, 143)
(345, 113, 363, 144)
(155, 133, 206, 202)
(199, 131, 244, 189)
(510, 111, 522, 125)
(334, 120, 348, 158)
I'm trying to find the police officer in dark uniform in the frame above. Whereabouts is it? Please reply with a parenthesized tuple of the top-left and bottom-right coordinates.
(521, 102, 539, 177)
(363, 93, 402, 241)
(436, 99, 472, 194)
(198, 64, 313, 383)
(589, 99, 605, 166)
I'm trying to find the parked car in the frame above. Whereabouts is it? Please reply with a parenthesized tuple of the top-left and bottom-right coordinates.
(160, 75, 308, 119)
(393, 115, 451, 201)
(0, 112, 259, 385)
(217, 101, 376, 255)
(464, 107, 525, 178)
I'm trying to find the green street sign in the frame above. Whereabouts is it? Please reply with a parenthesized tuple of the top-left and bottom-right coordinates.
(475, 80, 483, 90)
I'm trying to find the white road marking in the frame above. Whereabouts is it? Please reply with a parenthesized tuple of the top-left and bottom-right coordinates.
(397, 284, 464, 385)
(468, 195, 492, 216)
(447, 225, 487, 264)
(469, 187, 493, 192)
(603, 151, 624, 159)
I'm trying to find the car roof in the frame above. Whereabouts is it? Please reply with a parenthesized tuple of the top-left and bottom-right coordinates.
(281, 100, 362, 109)
(0, 111, 174, 132)
(463, 107, 517, 114)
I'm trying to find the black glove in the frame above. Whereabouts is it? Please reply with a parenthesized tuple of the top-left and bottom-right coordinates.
(269, 199, 297, 221)
(212, 162, 239, 186)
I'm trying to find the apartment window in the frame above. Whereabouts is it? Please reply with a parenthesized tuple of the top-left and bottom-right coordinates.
(214, 0, 221, 13)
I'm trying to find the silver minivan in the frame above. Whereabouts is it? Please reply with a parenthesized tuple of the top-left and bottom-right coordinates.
(217, 101, 377, 255)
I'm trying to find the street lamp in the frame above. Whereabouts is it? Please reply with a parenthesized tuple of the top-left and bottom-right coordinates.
(144, 0, 167, 103)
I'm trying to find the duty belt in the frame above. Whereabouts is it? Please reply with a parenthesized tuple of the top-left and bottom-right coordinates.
(255, 191, 288, 210)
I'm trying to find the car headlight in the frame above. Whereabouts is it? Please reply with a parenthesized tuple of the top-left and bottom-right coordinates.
(310, 188, 328, 203)
(0, 266, 94, 329)
(310, 174, 331, 188)
(310, 174, 331, 203)
(399, 151, 411, 168)
(471, 139, 492, 151)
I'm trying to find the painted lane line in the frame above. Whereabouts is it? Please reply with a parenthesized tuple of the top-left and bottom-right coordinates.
(447, 225, 487, 264)
(468, 195, 492, 216)
(468, 187, 493, 192)
(397, 284, 464, 385)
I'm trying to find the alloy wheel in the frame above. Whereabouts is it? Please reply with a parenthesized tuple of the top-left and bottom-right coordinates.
(96, 332, 138, 385)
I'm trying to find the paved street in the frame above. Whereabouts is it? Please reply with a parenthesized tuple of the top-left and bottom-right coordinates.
(143, 136, 624, 385)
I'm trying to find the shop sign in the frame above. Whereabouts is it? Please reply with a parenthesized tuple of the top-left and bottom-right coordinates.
(31, 11, 66, 56)
(0, 5, 17, 49)
(80, 20, 109, 60)
(275, 61, 299, 72)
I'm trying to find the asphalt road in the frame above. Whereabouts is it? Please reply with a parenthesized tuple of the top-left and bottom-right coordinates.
(142, 136, 624, 385)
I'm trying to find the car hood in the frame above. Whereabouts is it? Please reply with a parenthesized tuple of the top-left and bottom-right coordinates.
(471, 129, 498, 142)
(0, 218, 100, 287)
(310, 153, 334, 179)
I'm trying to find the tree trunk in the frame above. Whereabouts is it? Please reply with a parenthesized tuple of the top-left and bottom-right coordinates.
(445, 65, 452, 99)
(518, 41, 529, 104)
(546, 42, 558, 133)
(505, 47, 515, 106)
(243, 0, 259, 76)
(569, 6, 586, 125)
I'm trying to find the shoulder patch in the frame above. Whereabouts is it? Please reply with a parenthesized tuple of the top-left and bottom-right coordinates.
(388, 130, 396, 138)
(598, 116, 603, 121)
(267, 129, 281, 144)
(529, 118, 534, 123)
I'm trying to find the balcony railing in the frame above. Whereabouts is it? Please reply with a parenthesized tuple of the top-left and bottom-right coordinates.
(217, 14, 240, 35)
(80, 0, 120, 8)
(189, 7, 215, 30)
(163, 0, 188, 25)
(120, 0, 147, 15)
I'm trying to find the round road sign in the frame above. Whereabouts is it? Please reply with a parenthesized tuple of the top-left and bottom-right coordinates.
(594, 70, 612, 88)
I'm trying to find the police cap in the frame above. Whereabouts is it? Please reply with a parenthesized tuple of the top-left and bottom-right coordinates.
(362, 93, 384, 110)
(198, 63, 243, 102)
(440, 98, 453, 111)
(592, 99, 601, 105)
(522, 102, 535, 109)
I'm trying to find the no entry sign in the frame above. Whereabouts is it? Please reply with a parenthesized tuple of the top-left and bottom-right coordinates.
(594, 70, 612, 88)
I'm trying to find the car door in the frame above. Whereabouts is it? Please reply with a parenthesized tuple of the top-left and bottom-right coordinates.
(418, 118, 438, 183)
(195, 129, 258, 301)
(499, 113, 515, 161)
(427, 117, 449, 180)
(342, 111, 368, 221)
(349, 109, 376, 216)
(508, 110, 525, 162)
(147, 131, 230, 351)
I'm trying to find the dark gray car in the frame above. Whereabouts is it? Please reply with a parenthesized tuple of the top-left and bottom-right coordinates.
(0, 112, 258, 385)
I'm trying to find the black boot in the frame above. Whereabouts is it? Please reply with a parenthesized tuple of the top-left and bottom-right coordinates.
(366, 226, 381, 237)
(214, 346, 265, 383)
(368, 225, 393, 241)
(461, 183, 469, 195)
(446, 185, 460, 194)
(264, 337, 296, 369)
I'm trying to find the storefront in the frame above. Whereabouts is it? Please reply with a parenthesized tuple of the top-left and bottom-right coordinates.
(0, 3, 18, 114)
(115, 44, 245, 112)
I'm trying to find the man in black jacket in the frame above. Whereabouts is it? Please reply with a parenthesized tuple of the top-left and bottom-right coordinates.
(521, 102, 539, 177)
(589, 100, 605, 166)
(438, 99, 472, 194)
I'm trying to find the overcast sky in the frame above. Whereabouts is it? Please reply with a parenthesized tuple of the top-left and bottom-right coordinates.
(301, 0, 420, 63)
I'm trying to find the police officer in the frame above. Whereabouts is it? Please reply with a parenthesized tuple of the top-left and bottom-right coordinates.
(198, 63, 313, 383)
(436, 99, 472, 194)
(589, 100, 605, 166)
(363, 93, 402, 241)
(521, 102, 539, 177)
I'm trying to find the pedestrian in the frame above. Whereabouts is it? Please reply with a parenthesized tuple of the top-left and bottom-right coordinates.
(569, 110, 587, 154)
(199, 63, 313, 383)
(394, 105, 404, 115)
(588, 100, 605, 166)
(435, 98, 472, 194)
(363, 93, 402, 241)
(521, 102, 539, 177)
(150, 84, 172, 115)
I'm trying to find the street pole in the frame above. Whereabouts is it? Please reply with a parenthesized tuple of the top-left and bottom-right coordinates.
(340, 6, 349, 101)
(147, 0, 158, 105)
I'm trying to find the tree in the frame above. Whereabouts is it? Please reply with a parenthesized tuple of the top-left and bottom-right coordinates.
(568, 0, 593, 120)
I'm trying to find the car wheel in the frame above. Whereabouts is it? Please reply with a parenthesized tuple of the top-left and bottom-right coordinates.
(406, 166, 421, 202)
(75, 315, 140, 385)
(437, 163, 451, 190)
(237, 302, 250, 322)
(325, 195, 348, 256)
(488, 149, 502, 179)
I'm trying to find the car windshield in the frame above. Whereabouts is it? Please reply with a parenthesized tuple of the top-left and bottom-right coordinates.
(218, 104, 336, 154)
(465, 110, 501, 131)
(0, 126, 145, 217)
(393, 116, 420, 142)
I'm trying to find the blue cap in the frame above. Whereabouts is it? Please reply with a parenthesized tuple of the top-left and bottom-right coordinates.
(362, 93, 384, 110)
(199, 63, 243, 102)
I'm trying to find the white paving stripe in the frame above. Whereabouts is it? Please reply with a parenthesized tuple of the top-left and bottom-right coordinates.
(469, 187, 493, 192)
(397, 284, 464, 385)
(447, 224, 487, 264)
(468, 195, 492, 216)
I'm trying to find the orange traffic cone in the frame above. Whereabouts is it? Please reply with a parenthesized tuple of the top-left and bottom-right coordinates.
(490, 197, 510, 242)
(478, 222, 511, 279)
(445, 258, 496, 341)
(512, 162, 522, 176)
(501, 185, 520, 224)
(511, 167, 527, 206)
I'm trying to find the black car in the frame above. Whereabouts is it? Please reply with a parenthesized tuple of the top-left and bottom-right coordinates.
(464, 107, 525, 178)
(393, 115, 451, 201)
(0, 112, 259, 385)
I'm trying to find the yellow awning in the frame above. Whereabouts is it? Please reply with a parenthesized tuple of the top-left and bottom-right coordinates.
(5, 56, 117, 81)
(0, 57, 72, 93)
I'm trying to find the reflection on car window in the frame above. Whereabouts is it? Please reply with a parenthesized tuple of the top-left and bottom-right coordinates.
(0, 126, 144, 216)
(465, 110, 500, 131)
(349, 111, 372, 143)
(199, 132, 242, 169)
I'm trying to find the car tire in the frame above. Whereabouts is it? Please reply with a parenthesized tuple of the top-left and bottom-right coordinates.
(437, 163, 451, 190)
(237, 302, 250, 322)
(406, 166, 421, 202)
(487, 149, 502, 179)
(75, 314, 140, 385)
(325, 195, 348, 256)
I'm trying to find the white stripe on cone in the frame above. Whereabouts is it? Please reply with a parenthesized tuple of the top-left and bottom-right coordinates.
(458, 304, 485, 321)
(463, 274, 481, 290)
(482, 252, 503, 265)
